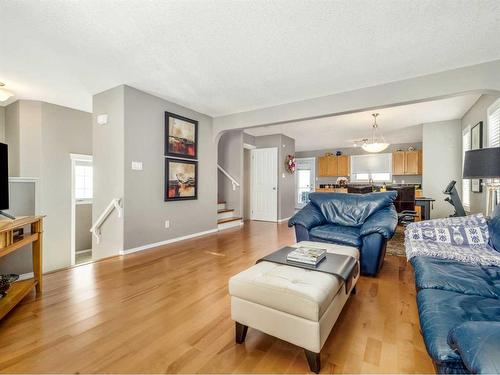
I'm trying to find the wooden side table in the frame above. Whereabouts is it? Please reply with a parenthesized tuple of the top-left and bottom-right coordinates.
(0, 216, 44, 320)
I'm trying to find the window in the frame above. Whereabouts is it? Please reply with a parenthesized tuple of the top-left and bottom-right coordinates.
(295, 158, 315, 208)
(488, 99, 500, 147)
(75, 163, 93, 201)
(487, 99, 500, 208)
(350, 153, 392, 182)
(462, 127, 471, 211)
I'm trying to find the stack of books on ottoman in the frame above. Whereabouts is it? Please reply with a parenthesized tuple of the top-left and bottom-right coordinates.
(286, 247, 326, 267)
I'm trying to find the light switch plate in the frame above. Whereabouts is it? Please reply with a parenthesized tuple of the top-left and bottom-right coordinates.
(131, 161, 143, 170)
(165, 220, 170, 229)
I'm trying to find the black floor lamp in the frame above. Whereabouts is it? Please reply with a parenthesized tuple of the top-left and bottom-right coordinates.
(463, 147, 500, 216)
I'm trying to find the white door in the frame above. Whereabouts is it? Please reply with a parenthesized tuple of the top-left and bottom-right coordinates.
(251, 148, 278, 222)
(295, 157, 316, 209)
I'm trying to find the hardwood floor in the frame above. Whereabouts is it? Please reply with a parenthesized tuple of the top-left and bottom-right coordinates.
(0, 221, 434, 373)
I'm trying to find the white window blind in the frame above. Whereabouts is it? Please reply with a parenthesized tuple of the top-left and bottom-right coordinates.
(488, 99, 500, 147)
(351, 153, 392, 181)
(462, 128, 471, 211)
(487, 100, 500, 207)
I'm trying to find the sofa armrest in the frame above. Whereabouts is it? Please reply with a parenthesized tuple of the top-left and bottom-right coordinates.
(448, 321, 500, 374)
(288, 203, 325, 230)
(359, 206, 398, 239)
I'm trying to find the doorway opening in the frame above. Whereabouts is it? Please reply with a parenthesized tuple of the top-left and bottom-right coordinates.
(70, 154, 93, 265)
(295, 157, 316, 209)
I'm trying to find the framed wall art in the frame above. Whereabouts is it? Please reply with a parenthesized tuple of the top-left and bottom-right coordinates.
(165, 158, 198, 201)
(165, 112, 198, 159)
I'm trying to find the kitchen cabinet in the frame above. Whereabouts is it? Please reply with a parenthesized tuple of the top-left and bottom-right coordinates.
(392, 150, 422, 175)
(337, 155, 350, 176)
(317, 155, 350, 177)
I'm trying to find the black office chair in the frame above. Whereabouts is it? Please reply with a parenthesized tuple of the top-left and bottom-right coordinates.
(387, 186, 418, 226)
(443, 180, 466, 217)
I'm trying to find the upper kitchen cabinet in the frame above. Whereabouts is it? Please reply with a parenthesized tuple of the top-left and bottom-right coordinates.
(317, 155, 350, 177)
(392, 150, 422, 175)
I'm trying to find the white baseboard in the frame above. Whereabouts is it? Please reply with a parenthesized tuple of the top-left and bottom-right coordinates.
(19, 272, 34, 281)
(76, 249, 92, 254)
(277, 216, 292, 223)
(122, 228, 219, 255)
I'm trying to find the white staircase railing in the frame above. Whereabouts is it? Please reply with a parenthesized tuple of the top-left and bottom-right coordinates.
(90, 198, 122, 244)
(217, 164, 240, 191)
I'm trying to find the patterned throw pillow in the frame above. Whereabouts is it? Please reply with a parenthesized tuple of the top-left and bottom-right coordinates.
(406, 214, 489, 247)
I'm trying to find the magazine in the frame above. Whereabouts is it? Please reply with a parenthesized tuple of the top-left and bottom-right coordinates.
(286, 247, 327, 266)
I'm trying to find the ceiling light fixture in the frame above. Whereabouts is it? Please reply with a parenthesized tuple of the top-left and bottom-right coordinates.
(361, 113, 389, 153)
(0, 82, 14, 102)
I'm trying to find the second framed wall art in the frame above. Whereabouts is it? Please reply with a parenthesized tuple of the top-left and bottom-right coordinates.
(165, 158, 198, 201)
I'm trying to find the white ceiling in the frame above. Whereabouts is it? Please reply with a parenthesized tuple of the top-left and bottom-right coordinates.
(0, 1, 499, 115)
(245, 94, 480, 151)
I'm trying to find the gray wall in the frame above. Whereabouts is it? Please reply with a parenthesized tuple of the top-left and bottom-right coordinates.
(19, 101, 42, 177)
(422, 120, 462, 218)
(0, 106, 5, 142)
(92, 86, 125, 259)
(5, 102, 20, 176)
(254, 134, 296, 220)
(40, 103, 92, 270)
(123, 86, 217, 250)
(218, 130, 244, 216)
(296, 142, 423, 186)
(75, 203, 92, 251)
(461, 94, 500, 214)
(3, 100, 92, 272)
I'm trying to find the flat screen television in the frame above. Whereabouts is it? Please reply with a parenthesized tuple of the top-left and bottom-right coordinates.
(0, 143, 9, 211)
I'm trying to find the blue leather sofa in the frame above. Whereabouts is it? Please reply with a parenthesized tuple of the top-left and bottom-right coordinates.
(410, 209, 500, 374)
(288, 191, 398, 276)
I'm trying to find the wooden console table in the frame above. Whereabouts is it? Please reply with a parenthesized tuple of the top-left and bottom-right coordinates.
(0, 216, 44, 320)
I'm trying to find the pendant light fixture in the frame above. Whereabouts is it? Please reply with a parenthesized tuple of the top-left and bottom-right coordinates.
(361, 113, 389, 153)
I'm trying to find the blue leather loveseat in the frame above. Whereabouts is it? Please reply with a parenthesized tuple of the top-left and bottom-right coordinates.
(410, 209, 500, 374)
(288, 192, 398, 276)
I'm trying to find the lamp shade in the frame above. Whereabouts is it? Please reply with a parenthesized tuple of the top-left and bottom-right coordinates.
(463, 147, 500, 178)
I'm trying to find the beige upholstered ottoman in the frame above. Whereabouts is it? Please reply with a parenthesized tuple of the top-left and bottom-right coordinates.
(229, 241, 359, 373)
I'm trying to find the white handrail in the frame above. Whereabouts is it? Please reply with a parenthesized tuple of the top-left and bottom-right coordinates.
(217, 164, 240, 191)
(90, 198, 122, 244)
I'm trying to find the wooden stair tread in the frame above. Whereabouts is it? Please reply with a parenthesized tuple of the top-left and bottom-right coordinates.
(217, 208, 234, 213)
(217, 217, 242, 224)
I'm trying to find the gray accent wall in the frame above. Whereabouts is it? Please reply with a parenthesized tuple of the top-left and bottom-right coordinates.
(92, 86, 125, 259)
(122, 86, 217, 250)
(5, 101, 20, 176)
(422, 120, 462, 219)
(75, 203, 92, 251)
(461, 94, 500, 214)
(2, 100, 92, 272)
(218, 130, 244, 216)
(40, 103, 93, 270)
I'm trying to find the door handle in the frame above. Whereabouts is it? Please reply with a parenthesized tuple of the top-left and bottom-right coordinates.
(272, 187, 277, 191)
